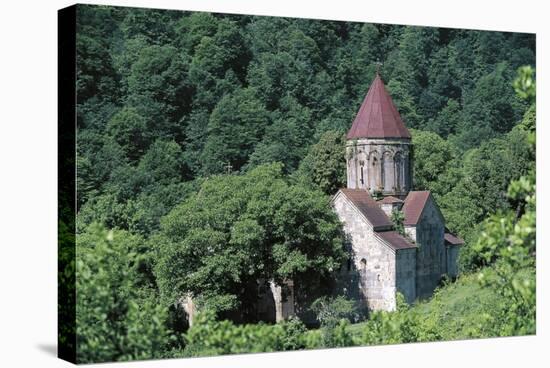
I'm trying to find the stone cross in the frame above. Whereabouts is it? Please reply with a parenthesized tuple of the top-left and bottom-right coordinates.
(374, 60, 383, 74)
(224, 162, 233, 174)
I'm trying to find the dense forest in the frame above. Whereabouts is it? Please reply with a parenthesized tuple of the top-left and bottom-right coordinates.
(65, 4, 536, 363)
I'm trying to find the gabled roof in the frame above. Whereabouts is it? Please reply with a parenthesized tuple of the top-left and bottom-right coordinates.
(374, 230, 417, 251)
(379, 196, 404, 204)
(402, 191, 431, 226)
(346, 74, 411, 140)
(339, 189, 393, 230)
(444, 233, 465, 246)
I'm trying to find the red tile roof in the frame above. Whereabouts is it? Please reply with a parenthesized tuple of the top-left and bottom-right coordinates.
(339, 189, 393, 230)
(379, 196, 404, 204)
(402, 191, 431, 226)
(346, 74, 412, 140)
(374, 230, 417, 250)
(444, 233, 465, 246)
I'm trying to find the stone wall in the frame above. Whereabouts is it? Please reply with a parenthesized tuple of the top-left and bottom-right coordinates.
(361, 238, 397, 311)
(333, 193, 398, 311)
(395, 248, 416, 304)
(404, 225, 417, 241)
(446, 245, 460, 278)
(409, 197, 446, 298)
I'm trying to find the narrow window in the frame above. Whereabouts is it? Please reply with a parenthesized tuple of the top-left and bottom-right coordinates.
(383, 152, 393, 192)
(394, 153, 402, 191)
(359, 160, 365, 186)
(360, 258, 367, 273)
(367, 152, 381, 190)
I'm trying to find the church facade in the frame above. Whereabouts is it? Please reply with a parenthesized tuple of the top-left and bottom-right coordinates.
(332, 74, 463, 311)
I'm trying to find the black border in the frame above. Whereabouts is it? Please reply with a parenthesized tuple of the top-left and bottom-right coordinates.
(58, 4, 77, 364)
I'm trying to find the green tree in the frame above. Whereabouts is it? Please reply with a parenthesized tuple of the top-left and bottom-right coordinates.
(119, 7, 178, 45)
(136, 139, 188, 186)
(455, 62, 527, 150)
(76, 130, 128, 208)
(76, 5, 120, 104)
(188, 18, 248, 109)
(246, 26, 325, 111)
(441, 125, 531, 238)
(340, 23, 382, 98)
(474, 172, 535, 335)
(77, 140, 197, 235)
(76, 225, 170, 363)
(424, 98, 463, 138)
(384, 26, 439, 128)
(386, 78, 422, 128)
(513, 65, 536, 104)
(174, 12, 219, 53)
(200, 87, 271, 174)
(106, 107, 149, 161)
(471, 66, 535, 334)
(297, 130, 346, 195)
(410, 129, 455, 197)
(155, 163, 345, 317)
(247, 96, 313, 173)
(126, 44, 191, 139)
(421, 46, 461, 118)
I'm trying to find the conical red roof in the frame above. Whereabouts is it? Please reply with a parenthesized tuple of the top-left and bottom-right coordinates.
(346, 74, 411, 139)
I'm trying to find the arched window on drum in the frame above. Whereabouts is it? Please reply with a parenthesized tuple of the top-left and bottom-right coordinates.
(383, 151, 394, 192)
(357, 150, 368, 190)
(394, 151, 403, 191)
(368, 151, 380, 191)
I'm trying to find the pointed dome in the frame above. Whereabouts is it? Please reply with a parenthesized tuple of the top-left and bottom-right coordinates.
(346, 74, 411, 140)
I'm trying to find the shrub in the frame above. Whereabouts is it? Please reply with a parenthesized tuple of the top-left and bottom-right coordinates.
(310, 296, 360, 327)
(182, 311, 309, 356)
(76, 224, 171, 363)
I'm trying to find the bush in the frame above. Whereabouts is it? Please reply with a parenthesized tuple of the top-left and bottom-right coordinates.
(474, 171, 536, 336)
(310, 296, 360, 326)
(76, 224, 171, 363)
(321, 319, 357, 348)
(182, 311, 309, 356)
(310, 296, 361, 348)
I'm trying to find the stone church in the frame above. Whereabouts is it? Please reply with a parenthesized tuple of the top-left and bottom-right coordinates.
(332, 73, 463, 312)
(183, 73, 464, 325)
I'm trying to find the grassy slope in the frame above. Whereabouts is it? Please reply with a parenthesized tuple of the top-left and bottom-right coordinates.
(346, 271, 503, 341)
